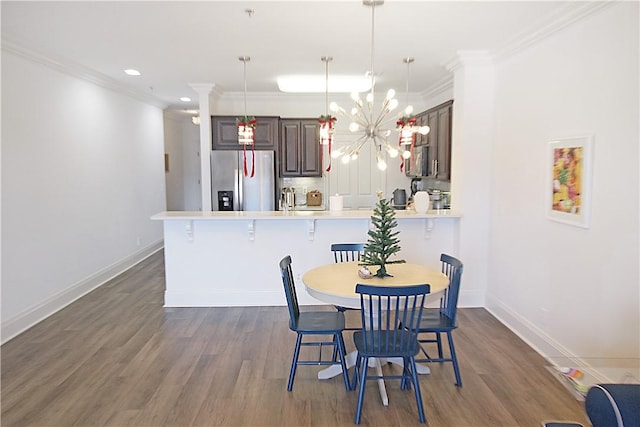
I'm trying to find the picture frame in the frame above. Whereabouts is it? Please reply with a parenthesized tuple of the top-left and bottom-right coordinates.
(547, 135, 594, 228)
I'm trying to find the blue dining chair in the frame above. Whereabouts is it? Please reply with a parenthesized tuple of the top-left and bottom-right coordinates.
(278, 255, 352, 392)
(331, 243, 366, 331)
(352, 283, 431, 424)
(415, 253, 464, 386)
(331, 243, 365, 263)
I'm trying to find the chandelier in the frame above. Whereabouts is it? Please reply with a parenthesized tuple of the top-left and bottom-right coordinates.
(236, 56, 255, 177)
(328, 0, 412, 171)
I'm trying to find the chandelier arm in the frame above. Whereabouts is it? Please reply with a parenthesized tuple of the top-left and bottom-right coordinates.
(351, 101, 368, 122)
(373, 108, 395, 129)
(347, 136, 369, 155)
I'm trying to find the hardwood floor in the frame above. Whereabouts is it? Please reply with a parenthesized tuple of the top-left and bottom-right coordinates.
(1, 250, 589, 426)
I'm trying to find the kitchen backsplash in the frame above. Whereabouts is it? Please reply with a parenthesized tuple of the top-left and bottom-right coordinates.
(280, 176, 326, 208)
(419, 176, 451, 192)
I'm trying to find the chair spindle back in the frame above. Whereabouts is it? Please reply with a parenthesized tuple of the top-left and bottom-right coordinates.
(356, 284, 430, 356)
(331, 243, 365, 263)
(279, 255, 300, 328)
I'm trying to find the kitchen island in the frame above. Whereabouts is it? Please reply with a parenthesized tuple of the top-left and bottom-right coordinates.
(152, 209, 461, 307)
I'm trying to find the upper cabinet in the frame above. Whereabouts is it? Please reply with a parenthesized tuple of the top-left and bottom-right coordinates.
(433, 101, 452, 181)
(406, 100, 453, 181)
(212, 116, 279, 150)
(414, 111, 429, 148)
(279, 119, 322, 177)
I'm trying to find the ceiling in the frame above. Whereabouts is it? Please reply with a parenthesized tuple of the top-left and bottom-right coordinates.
(1, 1, 593, 109)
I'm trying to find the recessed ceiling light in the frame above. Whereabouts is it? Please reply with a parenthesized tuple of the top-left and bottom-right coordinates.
(180, 97, 192, 102)
(277, 75, 372, 93)
(124, 69, 141, 76)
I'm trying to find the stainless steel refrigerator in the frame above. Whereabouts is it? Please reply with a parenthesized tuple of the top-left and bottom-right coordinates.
(210, 150, 276, 211)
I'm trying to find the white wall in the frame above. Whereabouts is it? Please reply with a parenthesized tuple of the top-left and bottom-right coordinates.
(487, 2, 639, 378)
(1, 50, 166, 342)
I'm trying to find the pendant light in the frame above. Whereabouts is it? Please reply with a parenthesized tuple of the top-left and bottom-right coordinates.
(318, 56, 336, 172)
(396, 57, 430, 172)
(236, 56, 255, 177)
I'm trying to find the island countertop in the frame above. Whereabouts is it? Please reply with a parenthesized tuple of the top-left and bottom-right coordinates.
(153, 209, 460, 308)
(151, 209, 461, 221)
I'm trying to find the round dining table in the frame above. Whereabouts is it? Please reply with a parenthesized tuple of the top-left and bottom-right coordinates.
(302, 261, 449, 406)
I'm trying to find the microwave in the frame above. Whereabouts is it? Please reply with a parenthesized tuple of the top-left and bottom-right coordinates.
(405, 145, 430, 177)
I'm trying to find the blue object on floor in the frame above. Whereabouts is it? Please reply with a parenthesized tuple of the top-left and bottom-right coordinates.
(585, 383, 640, 427)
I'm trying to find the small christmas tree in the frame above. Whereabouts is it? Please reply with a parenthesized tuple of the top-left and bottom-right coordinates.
(360, 191, 406, 278)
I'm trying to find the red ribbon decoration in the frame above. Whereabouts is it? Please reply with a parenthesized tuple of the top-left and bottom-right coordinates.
(237, 118, 257, 177)
(319, 116, 337, 173)
(241, 143, 255, 178)
(396, 117, 418, 172)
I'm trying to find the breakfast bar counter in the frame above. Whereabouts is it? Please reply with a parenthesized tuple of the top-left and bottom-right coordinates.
(152, 209, 461, 307)
(152, 209, 459, 221)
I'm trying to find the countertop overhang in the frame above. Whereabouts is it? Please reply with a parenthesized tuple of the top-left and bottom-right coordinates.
(151, 209, 461, 221)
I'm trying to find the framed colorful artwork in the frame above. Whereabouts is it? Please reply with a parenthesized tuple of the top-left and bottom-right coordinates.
(547, 135, 594, 228)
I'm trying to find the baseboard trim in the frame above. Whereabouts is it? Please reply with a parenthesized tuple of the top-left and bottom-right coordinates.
(1, 241, 164, 344)
(485, 294, 611, 383)
(164, 289, 285, 307)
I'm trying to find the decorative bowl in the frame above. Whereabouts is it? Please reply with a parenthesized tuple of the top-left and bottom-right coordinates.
(358, 267, 374, 279)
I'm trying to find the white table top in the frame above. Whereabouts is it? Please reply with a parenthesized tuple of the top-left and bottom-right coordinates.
(302, 261, 449, 309)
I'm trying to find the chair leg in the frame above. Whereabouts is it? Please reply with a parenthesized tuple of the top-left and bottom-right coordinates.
(287, 333, 303, 391)
(409, 357, 427, 423)
(351, 353, 362, 391)
(354, 356, 369, 425)
(447, 331, 462, 387)
(336, 333, 352, 391)
(436, 332, 444, 359)
(401, 357, 411, 390)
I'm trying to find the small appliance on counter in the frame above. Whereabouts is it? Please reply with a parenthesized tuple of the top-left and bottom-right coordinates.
(410, 177, 425, 197)
(306, 190, 323, 207)
(442, 191, 451, 209)
(392, 188, 407, 210)
(280, 187, 296, 211)
(428, 189, 452, 210)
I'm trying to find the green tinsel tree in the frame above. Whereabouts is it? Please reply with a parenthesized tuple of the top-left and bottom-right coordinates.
(360, 192, 405, 278)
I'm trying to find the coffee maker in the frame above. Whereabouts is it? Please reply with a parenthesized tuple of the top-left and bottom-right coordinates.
(410, 177, 425, 197)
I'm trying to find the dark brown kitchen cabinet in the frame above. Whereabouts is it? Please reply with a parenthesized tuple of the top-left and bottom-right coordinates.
(413, 111, 429, 148)
(425, 100, 453, 181)
(279, 119, 321, 177)
(212, 116, 279, 150)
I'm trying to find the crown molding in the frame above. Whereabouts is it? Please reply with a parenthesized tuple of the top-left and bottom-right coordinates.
(491, 1, 615, 62)
(419, 75, 454, 100)
(1, 39, 168, 109)
(188, 83, 224, 100)
(445, 50, 493, 73)
(441, 2, 613, 79)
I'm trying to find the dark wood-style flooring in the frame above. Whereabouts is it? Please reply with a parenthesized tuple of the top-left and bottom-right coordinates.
(1, 250, 589, 426)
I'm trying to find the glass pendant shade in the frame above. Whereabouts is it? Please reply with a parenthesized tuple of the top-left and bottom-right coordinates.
(237, 124, 254, 145)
